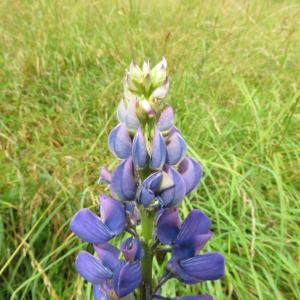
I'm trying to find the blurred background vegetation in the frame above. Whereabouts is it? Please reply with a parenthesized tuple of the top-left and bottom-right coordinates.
(0, 0, 300, 299)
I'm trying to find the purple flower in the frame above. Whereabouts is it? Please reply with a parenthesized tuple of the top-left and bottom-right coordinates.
(99, 195, 126, 236)
(94, 243, 120, 271)
(156, 208, 180, 244)
(92, 283, 111, 300)
(70, 195, 125, 244)
(75, 251, 112, 284)
(157, 209, 212, 258)
(150, 128, 167, 170)
(99, 167, 112, 184)
(166, 253, 225, 284)
(165, 128, 186, 165)
(117, 98, 140, 131)
(110, 158, 137, 201)
(138, 167, 186, 208)
(95, 242, 142, 298)
(76, 242, 141, 299)
(157, 209, 225, 284)
(113, 260, 141, 297)
(108, 123, 132, 159)
(126, 98, 140, 130)
(158, 166, 186, 208)
(132, 128, 148, 169)
(124, 202, 141, 226)
(138, 171, 163, 207)
(157, 105, 174, 132)
(121, 237, 144, 262)
(117, 100, 127, 123)
(70, 58, 225, 300)
(178, 157, 203, 194)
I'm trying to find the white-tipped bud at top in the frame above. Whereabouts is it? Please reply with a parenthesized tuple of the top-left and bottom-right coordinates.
(152, 57, 167, 73)
(123, 58, 170, 116)
(142, 59, 151, 75)
(129, 60, 143, 82)
(142, 58, 151, 94)
(125, 61, 143, 95)
(161, 56, 167, 69)
(150, 77, 169, 100)
(139, 99, 153, 114)
(151, 57, 167, 87)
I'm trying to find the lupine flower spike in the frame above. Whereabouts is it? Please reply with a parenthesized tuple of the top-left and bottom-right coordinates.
(70, 58, 225, 300)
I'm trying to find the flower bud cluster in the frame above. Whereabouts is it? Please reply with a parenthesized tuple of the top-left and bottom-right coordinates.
(70, 58, 225, 300)
(124, 58, 169, 117)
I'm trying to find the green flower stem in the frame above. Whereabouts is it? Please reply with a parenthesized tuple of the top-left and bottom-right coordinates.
(140, 207, 155, 300)
(139, 120, 157, 300)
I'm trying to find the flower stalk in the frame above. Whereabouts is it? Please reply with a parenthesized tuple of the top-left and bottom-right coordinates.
(140, 208, 155, 300)
(69, 58, 225, 300)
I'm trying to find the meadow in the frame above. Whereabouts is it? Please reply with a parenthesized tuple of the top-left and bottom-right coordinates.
(1, 0, 300, 299)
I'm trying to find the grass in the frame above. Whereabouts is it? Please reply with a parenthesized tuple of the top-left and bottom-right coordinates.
(0, 0, 300, 299)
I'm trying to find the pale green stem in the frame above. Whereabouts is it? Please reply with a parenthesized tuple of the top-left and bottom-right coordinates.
(140, 207, 155, 300)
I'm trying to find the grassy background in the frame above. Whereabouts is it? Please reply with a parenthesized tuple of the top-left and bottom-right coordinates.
(1, 0, 300, 299)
